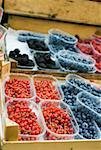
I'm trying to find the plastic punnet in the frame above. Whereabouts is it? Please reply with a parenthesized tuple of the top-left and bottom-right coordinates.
(77, 91, 101, 123)
(34, 51, 60, 71)
(39, 100, 79, 140)
(57, 50, 96, 73)
(66, 74, 101, 98)
(33, 74, 64, 103)
(45, 29, 78, 54)
(3, 73, 36, 102)
(5, 99, 46, 141)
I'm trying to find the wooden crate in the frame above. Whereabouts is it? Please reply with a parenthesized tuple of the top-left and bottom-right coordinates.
(0, 0, 2, 6)
(10, 63, 101, 81)
(6, 18, 101, 79)
(1, 73, 101, 150)
(4, 0, 101, 25)
(7, 15, 101, 39)
(2, 140, 101, 150)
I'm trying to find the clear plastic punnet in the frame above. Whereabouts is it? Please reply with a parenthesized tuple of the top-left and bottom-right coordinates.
(27, 35, 49, 52)
(45, 29, 78, 55)
(33, 74, 64, 103)
(91, 34, 101, 43)
(77, 91, 101, 122)
(3, 73, 36, 102)
(57, 50, 96, 73)
(77, 91, 101, 123)
(91, 40, 101, 58)
(77, 43, 93, 55)
(34, 51, 60, 71)
(39, 100, 79, 140)
(48, 29, 78, 45)
(5, 99, 46, 141)
(0, 7, 3, 23)
(17, 30, 46, 42)
(66, 74, 101, 98)
(0, 25, 8, 50)
(75, 121, 101, 140)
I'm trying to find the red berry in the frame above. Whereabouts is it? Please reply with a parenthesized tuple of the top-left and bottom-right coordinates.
(5, 78, 32, 101)
(42, 103, 74, 140)
(7, 100, 42, 141)
(34, 79, 60, 101)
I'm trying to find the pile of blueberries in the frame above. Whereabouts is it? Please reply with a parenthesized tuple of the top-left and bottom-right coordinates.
(51, 32, 76, 42)
(34, 52, 59, 69)
(72, 107, 100, 139)
(59, 52, 93, 65)
(68, 77, 101, 97)
(78, 92, 101, 114)
(58, 58, 95, 73)
(47, 32, 78, 54)
(61, 75, 101, 139)
(18, 32, 45, 42)
(58, 51, 95, 73)
(9, 49, 35, 67)
(61, 83, 81, 107)
(61, 83, 100, 139)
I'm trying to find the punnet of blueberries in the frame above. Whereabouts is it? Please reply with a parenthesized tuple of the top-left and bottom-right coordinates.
(46, 29, 78, 54)
(65, 46, 80, 53)
(48, 29, 77, 44)
(77, 92, 101, 122)
(67, 74, 101, 97)
(72, 106, 100, 139)
(61, 82, 81, 108)
(46, 35, 66, 54)
(18, 32, 45, 42)
(57, 50, 96, 73)
(34, 52, 60, 70)
(9, 48, 35, 67)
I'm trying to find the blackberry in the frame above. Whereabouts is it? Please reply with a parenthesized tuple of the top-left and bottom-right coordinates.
(27, 39, 49, 52)
(34, 52, 59, 70)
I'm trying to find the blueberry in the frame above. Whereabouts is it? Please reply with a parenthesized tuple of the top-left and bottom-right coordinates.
(61, 83, 80, 107)
(68, 76, 101, 97)
(78, 92, 101, 120)
(83, 122, 88, 128)
(58, 52, 95, 73)
(73, 106, 100, 139)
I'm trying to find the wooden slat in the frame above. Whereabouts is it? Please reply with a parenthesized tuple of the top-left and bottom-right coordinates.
(11, 68, 101, 81)
(9, 59, 101, 81)
(0, 0, 2, 6)
(2, 139, 101, 150)
(4, 0, 101, 25)
(7, 15, 101, 39)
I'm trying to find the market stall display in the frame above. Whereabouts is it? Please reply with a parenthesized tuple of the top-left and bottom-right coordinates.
(1, 73, 101, 142)
(6, 99, 45, 141)
(5, 28, 101, 74)
(0, 0, 101, 149)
